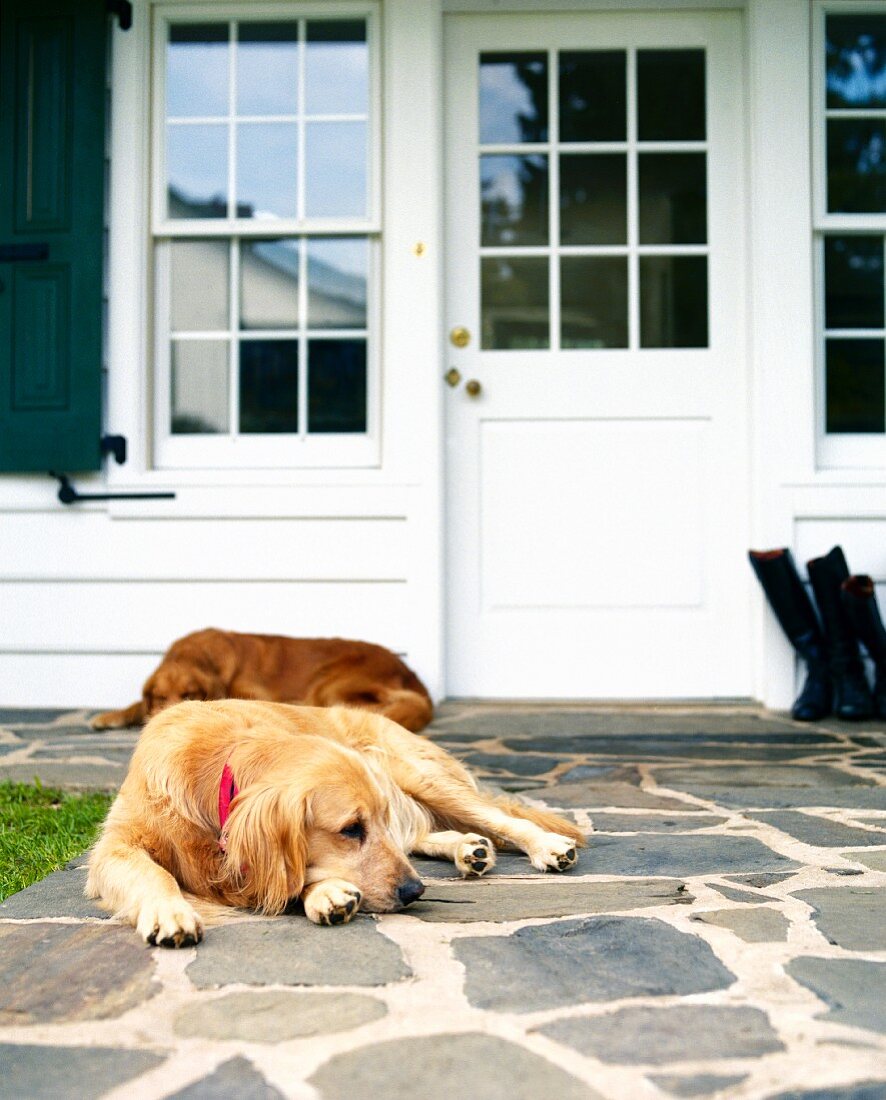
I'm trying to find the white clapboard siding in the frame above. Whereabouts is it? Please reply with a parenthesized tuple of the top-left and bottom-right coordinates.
(0, 653, 164, 709)
(794, 520, 886, 582)
(0, 514, 407, 581)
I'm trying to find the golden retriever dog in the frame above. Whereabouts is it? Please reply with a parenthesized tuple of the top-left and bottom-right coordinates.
(91, 628, 433, 733)
(86, 701, 584, 945)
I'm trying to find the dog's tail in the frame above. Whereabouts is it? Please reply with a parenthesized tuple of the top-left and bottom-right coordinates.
(491, 794, 587, 846)
(373, 687, 434, 733)
(91, 699, 146, 730)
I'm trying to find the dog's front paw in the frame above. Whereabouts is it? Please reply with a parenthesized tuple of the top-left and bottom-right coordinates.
(455, 834, 496, 878)
(137, 898, 203, 948)
(303, 880, 363, 926)
(527, 832, 579, 873)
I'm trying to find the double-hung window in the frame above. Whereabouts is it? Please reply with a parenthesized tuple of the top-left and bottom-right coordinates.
(151, 7, 378, 469)
(815, 5, 886, 468)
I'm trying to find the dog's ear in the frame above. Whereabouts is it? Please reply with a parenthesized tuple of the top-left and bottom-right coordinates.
(221, 784, 308, 914)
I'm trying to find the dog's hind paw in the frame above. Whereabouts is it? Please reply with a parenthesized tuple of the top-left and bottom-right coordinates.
(527, 832, 579, 874)
(303, 880, 363, 926)
(137, 899, 203, 948)
(455, 834, 496, 878)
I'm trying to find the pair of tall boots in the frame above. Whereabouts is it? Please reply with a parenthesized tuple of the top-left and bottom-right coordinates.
(749, 545, 886, 722)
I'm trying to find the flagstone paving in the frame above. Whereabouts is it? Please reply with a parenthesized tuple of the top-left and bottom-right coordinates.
(1, 702, 885, 1099)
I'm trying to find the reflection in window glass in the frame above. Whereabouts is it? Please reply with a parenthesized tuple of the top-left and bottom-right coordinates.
(167, 124, 228, 218)
(826, 339, 885, 433)
(167, 25, 228, 118)
(171, 341, 229, 433)
(640, 256, 708, 348)
(639, 153, 707, 245)
(637, 50, 705, 141)
(479, 53, 548, 144)
(559, 52, 626, 142)
(826, 15, 886, 109)
(308, 238, 368, 329)
(308, 340, 367, 432)
(824, 237, 884, 330)
(171, 240, 229, 331)
(560, 154, 626, 245)
(237, 124, 298, 220)
(561, 257, 628, 349)
(240, 240, 299, 330)
(480, 155, 548, 247)
(305, 21, 368, 116)
(239, 340, 299, 433)
(827, 119, 886, 214)
(481, 257, 549, 350)
(305, 122, 367, 217)
(237, 23, 298, 117)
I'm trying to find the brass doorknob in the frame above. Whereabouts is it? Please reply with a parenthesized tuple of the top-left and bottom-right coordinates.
(450, 326, 471, 348)
(465, 379, 482, 397)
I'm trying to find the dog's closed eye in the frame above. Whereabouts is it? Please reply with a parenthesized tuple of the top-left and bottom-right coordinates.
(340, 821, 365, 842)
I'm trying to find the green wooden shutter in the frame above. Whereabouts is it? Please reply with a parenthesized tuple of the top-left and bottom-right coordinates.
(0, 0, 106, 472)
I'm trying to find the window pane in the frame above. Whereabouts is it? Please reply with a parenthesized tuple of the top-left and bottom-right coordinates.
(827, 119, 886, 214)
(561, 256, 628, 349)
(479, 53, 548, 144)
(171, 341, 229, 433)
(236, 124, 298, 220)
(308, 339, 367, 433)
(305, 122, 367, 217)
(167, 125, 228, 219)
(560, 154, 626, 245)
(481, 257, 549, 350)
(480, 155, 548, 246)
(639, 153, 707, 245)
(305, 21, 368, 116)
(308, 238, 368, 329)
(825, 237, 884, 330)
(240, 240, 299, 330)
(826, 339, 885, 433)
(640, 255, 708, 348)
(167, 24, 228, 119)
(637, 50, 706, 141)
(559, 52, 626, 143)
(237, 23, 298, 117)
(170, 240, 229, 331)
(826, 15, 886, 109)
(239, 340, 298, 433)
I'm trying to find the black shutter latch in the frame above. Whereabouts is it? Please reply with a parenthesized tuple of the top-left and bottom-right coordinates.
(107, 0, 132, 31)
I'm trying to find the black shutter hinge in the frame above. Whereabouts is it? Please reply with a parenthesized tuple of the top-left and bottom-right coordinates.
(49, 472, 176, 505)
(101, 434, 127, 465)
(107, 0, 132, 31)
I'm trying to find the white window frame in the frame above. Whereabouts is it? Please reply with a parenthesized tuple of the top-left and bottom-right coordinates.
(813, 0, 886, 470)
(150, 2, 382, 470)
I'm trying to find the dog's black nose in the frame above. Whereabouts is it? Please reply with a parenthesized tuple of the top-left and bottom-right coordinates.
(397, 878, 425, 907)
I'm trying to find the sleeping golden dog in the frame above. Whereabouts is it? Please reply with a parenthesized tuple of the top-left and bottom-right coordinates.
(86, 701, 584, 945)
(91, 628, 433, 733)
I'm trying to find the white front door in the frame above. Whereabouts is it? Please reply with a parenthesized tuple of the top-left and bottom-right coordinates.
(444, 11, 751, 699)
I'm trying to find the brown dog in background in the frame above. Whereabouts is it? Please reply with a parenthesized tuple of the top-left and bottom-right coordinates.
(91, 628, 433, 733)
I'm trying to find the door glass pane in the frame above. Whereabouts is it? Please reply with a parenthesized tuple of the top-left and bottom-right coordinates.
(479, 53, 548, 144)
(170, 240, 229, 331)
(637, 50, 706, 141)
(305, 21, 368, 116)
(826, 15, 886, 109)
(827, 119, 886, 214)
(638, 153, 707, 245)
(480, 155, 548, 246)
(561, 257, 628, 348)
(240, 240, 299, 330)
(305, 122, 367, 217)
(560, 154, 626, 245)
(237, 123, 298, 219)
(171, 341, 229, 433)
(239, 340, 299, 432)
(826, 339, 885, 432)
(167, 25, 228, 119)
(824, 237, 885, 330)
(237, 23, 298, 117)
(308, 339, 367, 432)
(308, 238, 368, 329)
(481, 257, 549, 350)
(167, 124, 228, 218)
(640, 255, 708, 348)
(559, 51, 626, 142)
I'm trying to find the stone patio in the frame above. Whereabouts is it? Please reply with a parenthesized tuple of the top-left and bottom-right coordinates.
(1, 702, 885, 1099)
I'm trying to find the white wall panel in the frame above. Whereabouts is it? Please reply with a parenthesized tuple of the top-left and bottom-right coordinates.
(0, 653, 161, 709)
(794, 520, 886, 583)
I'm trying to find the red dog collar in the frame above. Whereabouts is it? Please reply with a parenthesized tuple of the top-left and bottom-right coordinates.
(217, 761, 239, 852)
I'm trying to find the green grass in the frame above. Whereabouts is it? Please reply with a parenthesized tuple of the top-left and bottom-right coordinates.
(0, 781, 112, 901)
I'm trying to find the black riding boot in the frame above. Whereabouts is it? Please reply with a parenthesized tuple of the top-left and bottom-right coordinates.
(841, 574, 886, 720)
(748, 549, 832, 721)
(807, 547, 874, 721)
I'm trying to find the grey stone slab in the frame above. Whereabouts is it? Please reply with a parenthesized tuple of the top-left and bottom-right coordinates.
(537, 780, 699, 811)
(0, 762, 125, 789)
(412, 852, 548, 879)
(31, 746, 136, 763)
(708, 883, 777, 903)
(539, 1004, 782, 1064)
(749, 811, 886, 848)
(0, 708, 73, 724)
(655, 786, 886, 811)
(0, 743, 23, 756)
(559, 764, 623, 782)
(768, 1084, 886, 1100)
(186, 918, 410, 988)
(792, 888, 886, 950)
(786, 957, 886, 1034)
(173, 991, 386, 1041)
(502, 738, 842, 761)
(691, 906, 790, 942)
(649, 1075, 750, 1097)
(0, 867, 108, 919)
(454, 916, 735, 1012)
(456, 751, 562, 776)
(309, 1033, 597, 1100)
(0, 923, 159, 1024)
(590, 813, 726, 833)
(440, 711, 812, 737)
(580, 834, 798, 877)
(0, 1044, 164, 1100)
(167, 1057, 284, 1099)
(658, 765, 874, 790)
(406, 878, 692, 922)
(851, 851, 886, 872)
(725, 872, 797, 888)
